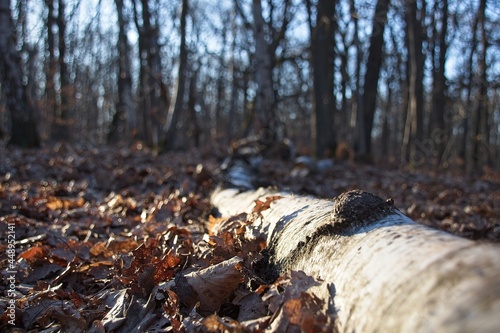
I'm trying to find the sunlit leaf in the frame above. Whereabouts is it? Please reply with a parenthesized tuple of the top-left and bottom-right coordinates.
(252, 195, 282, 214)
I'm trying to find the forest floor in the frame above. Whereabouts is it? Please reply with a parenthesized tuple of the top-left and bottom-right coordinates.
(1, 143, 499, 332)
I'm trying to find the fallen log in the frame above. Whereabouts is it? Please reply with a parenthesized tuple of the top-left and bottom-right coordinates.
(210, 184, 500, 332)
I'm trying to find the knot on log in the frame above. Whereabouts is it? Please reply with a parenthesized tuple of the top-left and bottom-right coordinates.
(265, 190, 397, 276)
(329, 190, 396, 235)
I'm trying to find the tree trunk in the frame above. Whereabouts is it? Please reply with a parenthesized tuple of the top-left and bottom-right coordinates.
(350, 0, 362, 153)
(44, 0, 57, 134)
(163, 0, 189, 151)
(468, 0, 488, 176)
(211, 183, 500, 333)
(459, 6, 480, 166)
(310, 0, 336, 158)
(55, 0, 72, 141)
(357, 0, 390, 160)
(228, 8, 238, 143)
(215, 25, 227, 140)
(337, 35, 349, 142)
(133, 0, 166, 147)
(187, 67, 200, 147)
(402, 0, 425, 165)
(380, 76, 391, 158)
(47, 0, 72, 142)
(109, 0, 135, 144)
(251, 0, 275, 140)
(430, 0, 448, 165)
(0, 0, 40, 148)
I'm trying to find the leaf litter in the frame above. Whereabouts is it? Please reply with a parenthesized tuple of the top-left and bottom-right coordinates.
(1, 143, 498, 332)
(0, 144, 335, 332)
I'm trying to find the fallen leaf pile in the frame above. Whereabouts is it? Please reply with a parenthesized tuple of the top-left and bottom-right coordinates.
(0, 144, 334, 332)
(1, 143, 499, 332)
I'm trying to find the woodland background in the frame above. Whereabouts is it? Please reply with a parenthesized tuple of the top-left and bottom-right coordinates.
(0, 0, 499, 175)
(1, 1, 500, 330)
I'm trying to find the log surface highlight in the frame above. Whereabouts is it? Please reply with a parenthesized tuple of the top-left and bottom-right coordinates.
(211, 186, 500, 333)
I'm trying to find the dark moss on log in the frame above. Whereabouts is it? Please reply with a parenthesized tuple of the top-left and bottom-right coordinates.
(329, 190, 396, 235)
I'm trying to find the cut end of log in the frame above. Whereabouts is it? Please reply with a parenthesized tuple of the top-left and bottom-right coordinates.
(330, 190, 397, 235)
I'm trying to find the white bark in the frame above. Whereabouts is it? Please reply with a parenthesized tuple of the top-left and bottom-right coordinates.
(211, 187, 500, 333)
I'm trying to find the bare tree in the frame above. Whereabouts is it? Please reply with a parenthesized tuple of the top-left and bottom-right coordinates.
(401, 0, 425, 165)
(186, 63, 201, 147)
(1, 0, 498, 173)
(44, 0, 57, 136)
(307, 0, 336, 158)
(335, 10, 351, 146)
(54, 0, 72, 141)
(227, 4, 240, 143)
(40, 0, 74, 142)
(214, 22, 228, 140)
(251, 0, 275, 140)
(430, 0, 448, 164)
(132, 0, 168, 146)
(108, 0, 136, 143)
(0, 0, 40, 147)
(468, 0, 489, 175)
(163, 0, 189, 151)
(350, 0, 363, 150)
(234, 0, 292, 145)
(357, 0, 390, 160)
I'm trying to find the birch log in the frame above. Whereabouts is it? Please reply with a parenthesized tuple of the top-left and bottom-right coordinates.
(211, 186, 500, 333)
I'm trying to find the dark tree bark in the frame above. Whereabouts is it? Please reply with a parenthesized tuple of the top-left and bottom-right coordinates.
(187, 66, 200, 147)
(391, 23, 409, 164)
(350, 0, 363, 151)
(215, 24, 228, 140)
(336, 26, 350, 144)
(132, 0, 167, 146)
(54, 0, 71, 141)
(468, 0, 488, 175)
(0, 0, 40, 147)
(227, 8, 238, 143)
(357, 0, 390, 160)
(42, 0, 73, 142)
(380, 72, 391, 158)
(309, 0, 336, 158)
(430, 0, 448, 164)
(459, 3, 480, 164)
(251, 0, 275, 140)
(401, 0, 425, 164)
(44, 0, 57, 131)
(162, 0, 189, 151)
(108, 0, 135, 143)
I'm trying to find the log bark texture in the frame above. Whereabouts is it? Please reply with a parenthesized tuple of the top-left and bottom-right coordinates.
(211, 186, 500, 333)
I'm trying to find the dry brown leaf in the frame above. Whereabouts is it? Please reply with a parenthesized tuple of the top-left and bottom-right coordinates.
(261, 271, 334, 332)
(203, 314, 243, 333)
(46, 196, 85, 210)
(234, 290, 268, 322)
(209, 212, 248, 236)
(18, 246, 47, 263)
(90, 241, 113, 258)
(185, 256, 243, 313)
(107, 238, 140, 254)
(252, 196, 282, 214)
